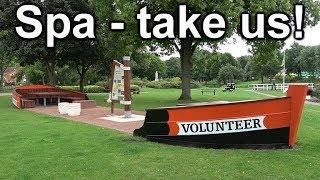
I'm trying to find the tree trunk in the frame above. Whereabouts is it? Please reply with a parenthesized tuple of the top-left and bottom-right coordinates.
(179, 52, 192, 101)
(77, 65, 89, 93)
(261, 76, 264, 83)
(46, 64, 56, 85)
(44, 51, 57, 85)
(79, 74, 85, 93)
(0, 66, 4, 92)
(177, 39, 198, 101)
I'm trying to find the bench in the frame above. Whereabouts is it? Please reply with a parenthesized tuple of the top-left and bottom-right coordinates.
(73, 100, 97, 109)
(201, 89, 216, 96)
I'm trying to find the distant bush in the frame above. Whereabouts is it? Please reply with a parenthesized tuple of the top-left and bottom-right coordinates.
(145, 77, 201, 89)
(61, 85, 106, 93)
(311, 89, 320, 99)
(146, 81, 163, 89)
(275, 74, 301, 83)
(204, 79, 220, 88)
(95, 81, 109, 88)
(131, 84, 141, 93)
(190, 80, 201, 89)
(131, 78, 147, 87)
(0, 86, 15, 93)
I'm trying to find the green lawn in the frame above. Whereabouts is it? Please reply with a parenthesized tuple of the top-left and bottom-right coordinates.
(259, 90, 286, 97)
(89, 88, 269, 111)
(1, 88, 320, 179)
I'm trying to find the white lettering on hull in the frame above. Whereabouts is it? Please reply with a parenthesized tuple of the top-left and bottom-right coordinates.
(177, 116, 266, 136)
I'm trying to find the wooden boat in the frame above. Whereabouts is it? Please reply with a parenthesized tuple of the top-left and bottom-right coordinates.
(12, 85, 88, 109)
(134, 85, 308, 148)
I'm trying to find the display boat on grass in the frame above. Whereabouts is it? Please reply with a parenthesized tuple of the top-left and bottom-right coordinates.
(134, 85, 308, 148)
(12, 85, 88, 109)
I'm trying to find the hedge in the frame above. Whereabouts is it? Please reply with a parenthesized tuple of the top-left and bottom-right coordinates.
(146, 78, 201, 89)
(61, 84, 140, 93)
(60, 85, 106, 93)
(0, 86, 15, 93)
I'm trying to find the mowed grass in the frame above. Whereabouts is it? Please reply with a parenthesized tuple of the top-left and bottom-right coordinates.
(0, 89, 320, 179)
(89, 88, 269, 111)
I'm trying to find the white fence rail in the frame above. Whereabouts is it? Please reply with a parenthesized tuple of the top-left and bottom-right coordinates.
(249, 83, 314, 91)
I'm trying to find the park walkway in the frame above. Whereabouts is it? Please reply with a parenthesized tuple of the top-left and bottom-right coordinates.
(247, 90, 320, 106)
(29, 106, 145, 134)
(245, 90, 277, 98)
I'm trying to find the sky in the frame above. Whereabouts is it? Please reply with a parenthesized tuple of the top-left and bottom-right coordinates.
(161, 23, 320, 60)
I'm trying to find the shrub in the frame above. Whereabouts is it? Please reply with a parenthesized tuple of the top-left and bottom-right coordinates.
(61, 85, 106, 93)
(84, 86, 106, 93)
(95, 81, 109, 88)
(145, 77, 201, 89)
(204, 79, 220, 88)
(131, 84, 141, 92)
(311, 89, 320, 99)
(146, 81, 163, 89)
(190, 80, 201, 88)
(275, 73, 301, 83)
(0, 86, 15, 93)
(131, 78, 147, 87)
(60, 86, 80, 92)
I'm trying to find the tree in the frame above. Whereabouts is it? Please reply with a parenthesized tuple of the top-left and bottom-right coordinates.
(115, 0, 320, 100)
(91, 0, 144, 80)
(166, 57, 181, 78)
(132, 53, 167, 80)
(218, 64, 244, 84)
(192, 50, 212, 82)
(298, 45, 320, 76)
(16, 62, 46, 85)
(56, 65, 79, 86)
(0, 43, 10, 91)
(251, 40, 281, 83)
(244, 0, 320, 83)
(237, 56, 253, 81)
(192, 50, 237, 82)
(112, 0, 243, 100)
(1, 0, 101, 86)
(2, 0, 72, 85)
(285, 43, 304, 77)
(0, 30, 15, 91)
(60, 40, 104, 92)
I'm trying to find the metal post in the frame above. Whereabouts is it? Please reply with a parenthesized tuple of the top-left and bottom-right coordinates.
(123, 56, 131, 118)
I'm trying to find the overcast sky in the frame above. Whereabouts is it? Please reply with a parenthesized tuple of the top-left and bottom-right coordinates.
(161, 23, 320, 60)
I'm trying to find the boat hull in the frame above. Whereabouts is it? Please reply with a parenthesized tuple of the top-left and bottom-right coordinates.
(134, 85, 308, 148)
(12, 85, 88, 109)
(140, 128, 290, 149)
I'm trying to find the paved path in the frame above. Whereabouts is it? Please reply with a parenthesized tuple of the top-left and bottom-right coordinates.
(247, 90, 320, 106)
(306, 101, 320, 106)
(29, 106, 145, 134)
(245, 90, 277, 98)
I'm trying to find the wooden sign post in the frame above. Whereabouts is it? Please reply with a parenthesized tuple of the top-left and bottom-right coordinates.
(123, 56, 132, 118)
(108, 56, 131, 118)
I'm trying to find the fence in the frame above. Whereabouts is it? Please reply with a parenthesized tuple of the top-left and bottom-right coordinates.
(249, 83, 315, 91)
